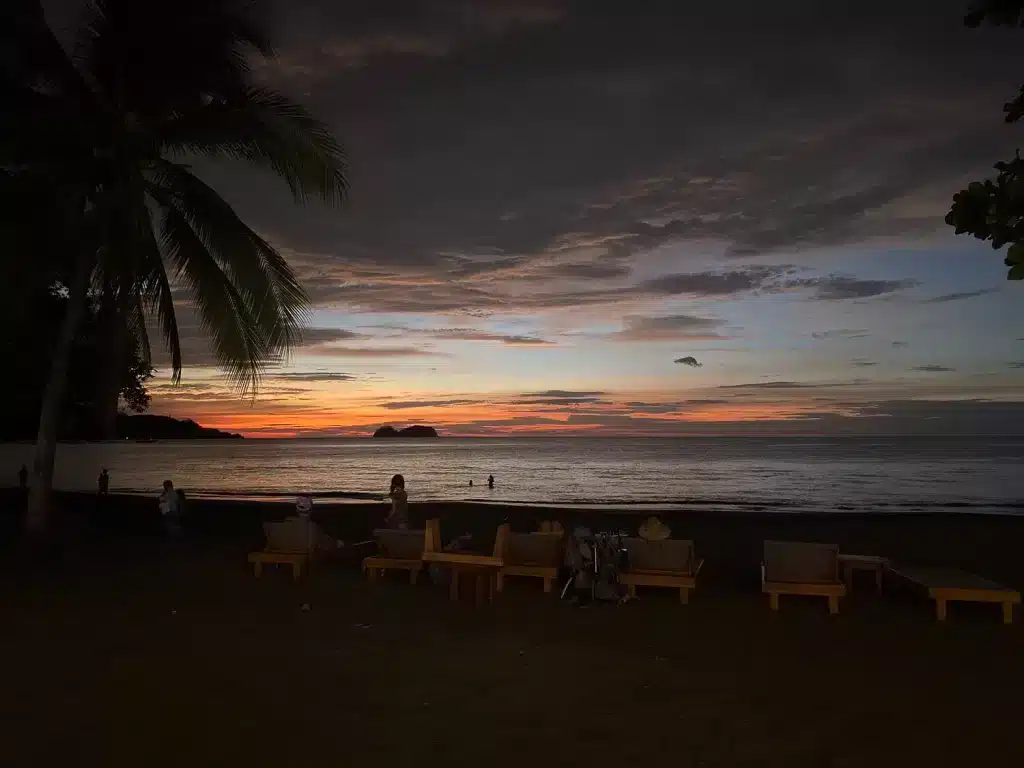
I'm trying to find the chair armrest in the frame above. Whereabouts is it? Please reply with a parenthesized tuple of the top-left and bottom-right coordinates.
(694, 558, 705, 577)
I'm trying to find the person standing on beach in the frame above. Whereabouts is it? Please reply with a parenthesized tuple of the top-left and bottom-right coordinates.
(97, 468, 110, 496)
(158, 480, 182, 536)
(487, 474, 495, 489)
(387, 474, 409, 529)
(18, 464, 28, 490)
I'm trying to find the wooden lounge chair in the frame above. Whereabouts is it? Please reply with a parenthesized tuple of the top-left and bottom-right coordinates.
(248, 518, 337, 581)
(762, 540, 846, 614)
(888, 566, 1020, 624)
(496, 525, 564, 593)
(362, 518, 440, 585)
(619, 538, 703, 604)
(422, 524, 505, 605)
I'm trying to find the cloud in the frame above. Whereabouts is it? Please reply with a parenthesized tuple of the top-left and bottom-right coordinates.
(607, 314, 727, 342)
(515, 389, 606, 405)
(306, 346, 440, 358)
(541, 262, 633, 280)
(194, 0, 1024, 332)
(921, 289, 997, 303)
(378, 399, 482, 410)
(637, 267, 791, 297)
(812, 329, 870, 340)
(852, 360, 878, 367)
(719, 380, 861, 390)
(913, 365, 956, 372)
(269, 372, 357, 382)
(297, 328, 367, 344)
(521, 390, 605, 399)
(674, 356, 703, 368)
(427, 328, 555, 345)
(268, 1, 565, 74)
(787, 275, 919, 301)
(892, 341, 910, 348)
(1008, 362, 1024, 369)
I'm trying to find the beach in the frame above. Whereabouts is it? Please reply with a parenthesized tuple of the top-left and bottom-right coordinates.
(3, 491, 1024, 766)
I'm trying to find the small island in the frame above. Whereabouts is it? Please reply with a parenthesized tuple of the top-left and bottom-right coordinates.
(372, 425, 439, 438)
(117, 414, 243, 440)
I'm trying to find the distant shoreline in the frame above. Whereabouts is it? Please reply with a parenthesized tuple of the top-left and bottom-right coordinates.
(4, 488, 1021, 517)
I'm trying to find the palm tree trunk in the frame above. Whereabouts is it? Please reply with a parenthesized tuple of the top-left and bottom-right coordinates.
(96, 286, 124, 440)
(25, 248, 95, 535)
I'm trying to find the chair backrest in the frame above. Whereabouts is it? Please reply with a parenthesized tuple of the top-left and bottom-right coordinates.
(763, 540, 839, 584)
(623, 538, 695, 573)
(503, 530, 564, 566)
(373, 528, 426, 559)
(263, 520, 312, 554)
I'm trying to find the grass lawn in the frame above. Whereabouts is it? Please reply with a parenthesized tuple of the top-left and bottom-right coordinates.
(2, 538, 1022, 767)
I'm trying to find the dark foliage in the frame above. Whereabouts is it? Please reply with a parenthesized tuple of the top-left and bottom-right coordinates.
(946, 1, 1024, 278)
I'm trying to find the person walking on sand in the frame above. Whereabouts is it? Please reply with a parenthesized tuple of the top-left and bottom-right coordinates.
(387, 474, 409, 529)
(97, 468, 110, 496)
(18, 464, 28, 490)
(158, 479, 183, 536)
(487, 474, 495, 489)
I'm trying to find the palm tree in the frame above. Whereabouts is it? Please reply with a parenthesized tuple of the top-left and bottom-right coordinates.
(2, 0, 347, 532)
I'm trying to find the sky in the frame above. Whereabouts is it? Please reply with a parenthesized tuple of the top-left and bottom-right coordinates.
(103, 0, 1024, 435)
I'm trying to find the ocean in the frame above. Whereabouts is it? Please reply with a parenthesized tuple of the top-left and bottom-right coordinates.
(2, 436, 1022, 515)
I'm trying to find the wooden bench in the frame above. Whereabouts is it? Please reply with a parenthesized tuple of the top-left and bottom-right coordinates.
(619, 538, 703, 604)
(889, 566, 1021, 624)
(422, 551, 504, 605)
(248, 519, 339, 581)
(496, 525, 564, 594)
(248, 550, 306, 581)
(362, 519, 440, 584)
(762, 540, 846, 614)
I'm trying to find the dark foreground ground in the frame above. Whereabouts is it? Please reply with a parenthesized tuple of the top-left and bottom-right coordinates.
(2, 491, 1023, 766)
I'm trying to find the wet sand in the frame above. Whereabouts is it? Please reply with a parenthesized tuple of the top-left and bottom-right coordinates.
(2, 490, 1023, 766)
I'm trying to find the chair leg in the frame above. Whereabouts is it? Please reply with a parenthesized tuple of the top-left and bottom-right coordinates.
(475, 574, 485, 607)
(542, 577, 551, 594)
(936, 599, 947, 621)
(1002, 602, 1014, 625)
(253, 562, 262, 578)
(292, 562, 302, 582)
(679, 587, 689, 605)
(366, 567, 377, 583)
(449, 571, 460, 602)
(769, 592, 779, 611)
(410, 568, 419, 585)
(628, 584, 637, 598)
(828, 595, 839, 615)
(496, 573, 505, 593)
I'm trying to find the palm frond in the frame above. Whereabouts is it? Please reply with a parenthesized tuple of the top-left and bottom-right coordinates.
(132, 203, 182, 383)
(125, 294, 152, 371)
(160, 86, 348, 205)
(157, 199, 271, 393)
(149, 160, 309, 362)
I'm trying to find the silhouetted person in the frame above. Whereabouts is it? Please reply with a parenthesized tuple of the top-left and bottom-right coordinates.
(487, 474, 495, 489)
(159, 479, 182, 536)
(387, 474, 408, 529)
(97, 468, 109, 496)
(469, 479, 473, 487)
(18, 464, 28, 490)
